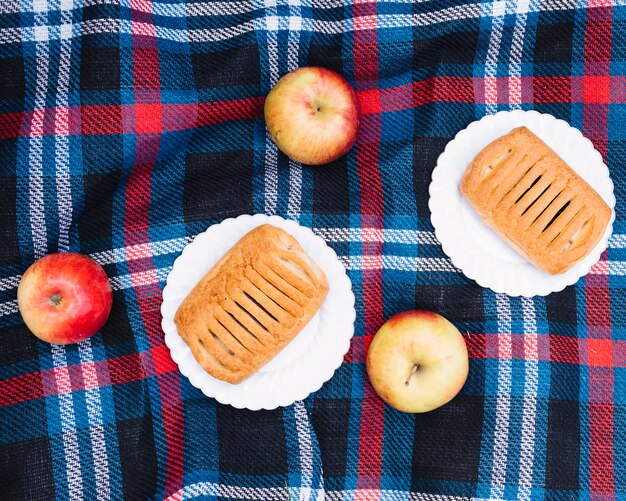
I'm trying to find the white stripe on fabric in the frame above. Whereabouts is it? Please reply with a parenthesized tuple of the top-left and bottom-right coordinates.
(326, 491, 506, 501)
(312, 8, 482, 33)
(2, 231, 624, 299)
(77, 338, 111, 500)
(312, 0, 431, 7)
(1, 1, 599, 43)
(0, 239, 188, 305)
(0, 255, 459, 318)
(409, 494, 502, 501)
(23, 144, 44, 226)
(540, 0, 577, 9)
(0, 8, 489, 44)
(607, 261, 626, 275)
(28, 4, 82, 497)
(0, 3, 599, 45)
(28, 7, 49, 258)
(481, 3, 516, 490)
(51, 343, 83, 500)
(89, 236, 191, 265)
(164, 490, 502, 501)
(518, 297, 538, 501)
(0, 275, 20, 291)
(4, 255, 625, 320)
(413, 4, 482, 26)
(293, 400, 316, 499)
(169, 487, 503, 501)
(55, 117, 72, 250)
(188, 20, 256, 42)
(4, 227, 624, 279)
(252, 0, 279, 216)
(1, 0, 438, 14)
(0, 299, 19, 316)
(164, 482, 305, 500)
(55, 0, 72, 255)
(313, 227, 441, 245)
(484, 2, 505, 114)
(508, 0, 532, 108)
(106, 266, 169, 290)
(287, 159, 302, 219)
(490, 293, 512, 500)
(0, 27, 21, 42)
(185, 2, 251, 16)
(72, 228, 626, 254)
(286, 0, 306, 220)
(54, 1, 111, 495)
(264, 11, 279, 217)
(0, 0, 19, 14)
(262, 141, 279, 215)
(609, 234, 626, 248)
(340, 255, 461, 273)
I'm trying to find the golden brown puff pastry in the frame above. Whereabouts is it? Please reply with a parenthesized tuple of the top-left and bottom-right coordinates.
(459, 126, 611, 275)
(174, 224, 329, 384)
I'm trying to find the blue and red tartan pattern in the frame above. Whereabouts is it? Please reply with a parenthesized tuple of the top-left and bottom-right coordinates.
(0, 0, 625, 499)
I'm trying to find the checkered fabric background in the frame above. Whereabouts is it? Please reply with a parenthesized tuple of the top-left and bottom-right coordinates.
(0, 0, 625, 499)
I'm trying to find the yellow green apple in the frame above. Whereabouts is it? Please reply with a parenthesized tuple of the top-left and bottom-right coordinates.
(366, 310, 469, 413)
(264, 66, 361, 165)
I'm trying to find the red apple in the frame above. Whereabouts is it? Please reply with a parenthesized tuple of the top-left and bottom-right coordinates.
(17, 252, 113, 345)
(264, 66, 361, 165)
(366, 310, 469, 413)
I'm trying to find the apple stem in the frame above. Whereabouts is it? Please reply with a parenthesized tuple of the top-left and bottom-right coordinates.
(405, 364, 419, 386)
(49, 293, 63, 307)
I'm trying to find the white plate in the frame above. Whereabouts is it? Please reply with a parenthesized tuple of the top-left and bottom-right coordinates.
(429, 110, 615, 297)
(160, 214, 355, 410)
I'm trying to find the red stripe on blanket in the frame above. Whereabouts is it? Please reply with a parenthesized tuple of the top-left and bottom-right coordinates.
(0, 111, 23, 139)
(8, 331, 625, 408)
(0, 372, 43, 406)
(583, 4, 614, 498)
(585, 255, 615, 499)
(353, 2, 385, 496)
(125, 1, 184, 496)
(6, 72, 626, 139)
(0, 349, 184, 408)
(0, 98, 261, 138)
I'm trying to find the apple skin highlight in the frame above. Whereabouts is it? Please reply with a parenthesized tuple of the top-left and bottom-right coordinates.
(366, 310, 469, 413)
(264, 66, 361, 165)
(17, 253, 113, 345)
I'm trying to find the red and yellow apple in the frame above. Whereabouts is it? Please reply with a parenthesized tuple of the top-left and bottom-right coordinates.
(17, 252, 113, 345)
(264, 66, 361, 165)
(366, 310, 469, 413)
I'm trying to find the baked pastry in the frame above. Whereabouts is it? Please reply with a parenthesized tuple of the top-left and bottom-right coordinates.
(174, 224, 329, 384)
(459, 126, 611, 275)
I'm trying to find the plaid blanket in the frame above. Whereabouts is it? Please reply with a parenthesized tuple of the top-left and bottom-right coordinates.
(0, 0, 624, 499)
